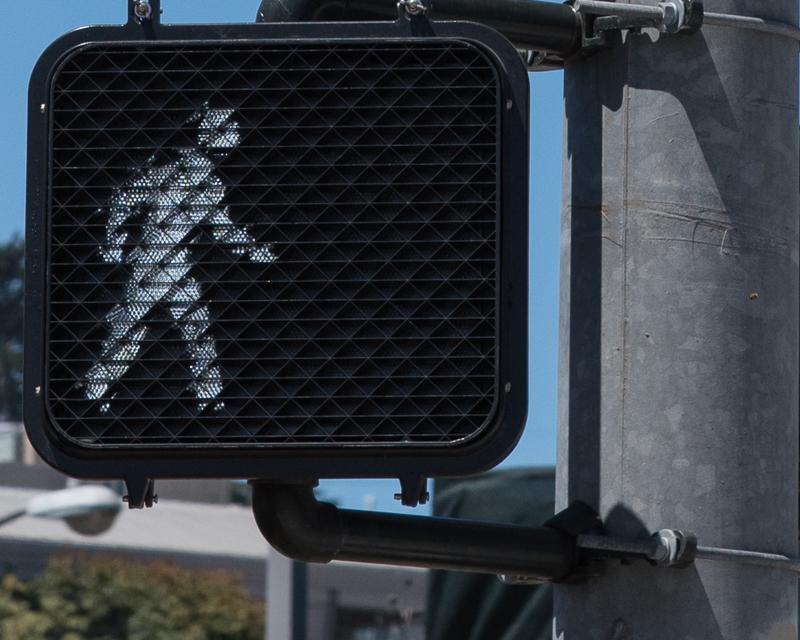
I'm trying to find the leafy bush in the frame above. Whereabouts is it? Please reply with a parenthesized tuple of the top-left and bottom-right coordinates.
(0, 554, 264, 640)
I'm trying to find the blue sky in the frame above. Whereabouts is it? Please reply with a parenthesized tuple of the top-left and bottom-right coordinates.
(2, 1, 563, 513)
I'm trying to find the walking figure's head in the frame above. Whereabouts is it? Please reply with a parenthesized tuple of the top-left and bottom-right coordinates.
(188, 103, 241, 159)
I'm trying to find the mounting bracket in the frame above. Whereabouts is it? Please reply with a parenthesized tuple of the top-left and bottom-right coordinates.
(572, 0, 703, 56)
(123, 478, 157, 509)
(526, 0, 703, 70)
(251, 481, 603, 581)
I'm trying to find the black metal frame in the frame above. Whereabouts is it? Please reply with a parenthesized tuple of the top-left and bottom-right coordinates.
(25, 10, 529, 503)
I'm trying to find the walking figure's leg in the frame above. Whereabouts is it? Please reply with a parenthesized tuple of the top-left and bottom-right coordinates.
(84, 306, 148, 403)
(167, 278, 224, 411)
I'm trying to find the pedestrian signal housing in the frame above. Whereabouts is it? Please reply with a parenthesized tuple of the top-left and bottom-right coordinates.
(24, 15, 528, 493)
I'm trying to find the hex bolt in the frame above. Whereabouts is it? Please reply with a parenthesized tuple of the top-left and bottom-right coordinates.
(398, 0, 427, 16)
(134, 0, 152, 21)
(658, 1, 686, 33)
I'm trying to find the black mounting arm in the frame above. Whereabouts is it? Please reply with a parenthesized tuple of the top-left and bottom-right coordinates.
(251, 482, 601, 581)
(256, 0, 583, 56)
(257, 0, 706, 69)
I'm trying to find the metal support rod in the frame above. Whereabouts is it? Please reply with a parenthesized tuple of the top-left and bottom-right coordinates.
(704, 11, 800, 42)
(579, 533, 800, 575)
(250, 482, 582, 581)
(257, 0, 582, 55)
(577, 534, 661, 560)
(573, 0, 665, 23)
(578, 529, 697, 567)
(695, 546, 800, 574)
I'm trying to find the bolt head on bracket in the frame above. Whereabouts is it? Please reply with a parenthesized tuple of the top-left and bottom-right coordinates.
(134, 0, 152, 21)
(659, 0, 703, 34)
(397, 0, 427, 17)
(659, 1, 685, 33)
(652, 529, 698, 568)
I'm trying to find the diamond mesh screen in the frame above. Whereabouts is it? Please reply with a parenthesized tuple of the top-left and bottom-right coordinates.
(46, 40, 500, 448)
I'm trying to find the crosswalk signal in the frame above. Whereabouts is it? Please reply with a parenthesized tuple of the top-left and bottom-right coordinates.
(24, 8, 529, 503)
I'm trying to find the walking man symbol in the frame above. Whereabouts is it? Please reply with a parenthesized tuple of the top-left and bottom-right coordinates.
(84, 104, 275, 413)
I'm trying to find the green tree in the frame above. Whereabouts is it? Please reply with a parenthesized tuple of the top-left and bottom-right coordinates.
(0, 235, 23, 420)
(0, 554, 264, 640)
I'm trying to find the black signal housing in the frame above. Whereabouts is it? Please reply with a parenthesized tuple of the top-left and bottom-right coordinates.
(24, 15, 529, 499)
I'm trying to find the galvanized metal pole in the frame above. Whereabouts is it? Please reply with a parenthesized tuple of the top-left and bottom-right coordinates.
(555, 1, 799, 637)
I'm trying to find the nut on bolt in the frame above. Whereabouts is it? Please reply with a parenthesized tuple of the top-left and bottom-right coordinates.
(398, 0, 427, 16)
(651, 529, 697, 568)
(658, 0, 686, 33)
(134, 0, 152, 20)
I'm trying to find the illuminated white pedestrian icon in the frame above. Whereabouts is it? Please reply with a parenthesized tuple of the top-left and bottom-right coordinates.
(84, 104, 275, 413)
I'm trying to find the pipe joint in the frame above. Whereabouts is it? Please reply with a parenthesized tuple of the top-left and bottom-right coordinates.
(251, 482, 343, 563)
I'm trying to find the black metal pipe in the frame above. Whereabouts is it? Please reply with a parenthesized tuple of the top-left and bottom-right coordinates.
(257, 0, 582, 55)
(251, 483, 581, 581)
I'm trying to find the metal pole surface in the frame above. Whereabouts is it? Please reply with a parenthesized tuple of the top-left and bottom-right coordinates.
(265, 551, 307, 640)
(555, 0, 799, 637)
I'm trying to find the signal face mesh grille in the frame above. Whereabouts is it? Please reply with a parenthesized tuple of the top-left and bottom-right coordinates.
(46, 41, 500, 448)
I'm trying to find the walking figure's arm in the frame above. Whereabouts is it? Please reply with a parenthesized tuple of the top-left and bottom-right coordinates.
(210, 206, 276, 264)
